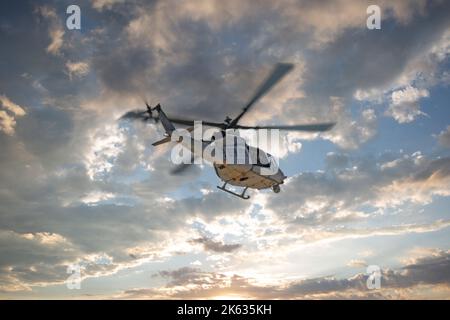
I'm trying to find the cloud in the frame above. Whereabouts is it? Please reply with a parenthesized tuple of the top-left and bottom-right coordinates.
(47, 28, 64, 55)
(298, 220, 450, 244)
(190, 236, 242, 253)
(385, 86, 429, 123)
(0, 111, 19, 136)
(354, 18, 450, 123)
(437, 125, 450, 148)
(265, 152, 450, 226)
(156, 267, 228, 288)
(324, 98, 377, 149)
(0, 95, 26, 135)
(36, 6, 65, 56)
(0, 95, 26, 116)
(281, 249, 450, 297)
(82, 0, 450, 153)
(347, 259, 368, 268)
(65, 61, 90, 80)
(0, 152, 250, 290)
(400, 247, 444, 265)
(376, 156, 450, 207)
(119, 249, 450, 299)
(5, 139, 447, 291)
(0, 229, 79, 292)
(92, 0, 126, 11)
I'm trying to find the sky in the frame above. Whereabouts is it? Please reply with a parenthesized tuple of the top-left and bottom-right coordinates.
(0, 0, 450, 299)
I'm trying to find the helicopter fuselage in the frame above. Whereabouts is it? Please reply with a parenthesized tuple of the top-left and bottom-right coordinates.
(214, 162, 285, 190)
(175, 132, 286, 197)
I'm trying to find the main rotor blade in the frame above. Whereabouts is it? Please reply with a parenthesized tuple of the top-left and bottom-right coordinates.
(230, 63, 294, 126)
(233, 122, 336, 132)
(168, 117, 226, 129)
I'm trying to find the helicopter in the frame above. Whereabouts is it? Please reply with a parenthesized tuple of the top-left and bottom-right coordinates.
(120, 63, 335, 199)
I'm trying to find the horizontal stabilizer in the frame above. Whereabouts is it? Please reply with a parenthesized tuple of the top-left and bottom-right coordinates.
(152, 127, 194, 146)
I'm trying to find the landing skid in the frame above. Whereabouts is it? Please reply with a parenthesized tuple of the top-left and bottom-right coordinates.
(217, 182, 250, 200)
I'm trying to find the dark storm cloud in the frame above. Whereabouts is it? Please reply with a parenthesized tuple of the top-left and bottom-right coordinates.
(190, 236, 242, 253)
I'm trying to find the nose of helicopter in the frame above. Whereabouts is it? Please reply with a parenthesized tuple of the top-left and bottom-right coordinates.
(273, 167, 287, 184)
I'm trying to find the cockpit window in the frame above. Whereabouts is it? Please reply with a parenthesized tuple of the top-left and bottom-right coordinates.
(220, 135, 271, 167)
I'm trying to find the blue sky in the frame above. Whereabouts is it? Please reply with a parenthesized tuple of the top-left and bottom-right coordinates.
(0, 0, 450, 299)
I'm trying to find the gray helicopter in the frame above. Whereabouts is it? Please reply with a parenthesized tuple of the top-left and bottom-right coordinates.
(121, 64, 335, 199)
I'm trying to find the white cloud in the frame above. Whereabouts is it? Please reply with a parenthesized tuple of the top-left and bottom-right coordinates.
(80, 191, 115, 205)
(191, 260, 202, 266)
(299, 220, 450, 244)
(36, 6, 65, 56)
(92, 0, 125, 11)
(0, 110, 17, 135)
(66, 61, 90, 80)
(400, 247, 443, 265)
(324, 104, 377, 149)
(47, 28, 64, 55)
(0, 95, 26, 116)
(20, 232, 70, 246)
(84, 124, 127, 180)
(347, 259, 368, 268)
(386, 86, 429, 123)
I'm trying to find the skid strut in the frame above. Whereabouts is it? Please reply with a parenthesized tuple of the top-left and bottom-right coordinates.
(217, 181, 250, 200)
